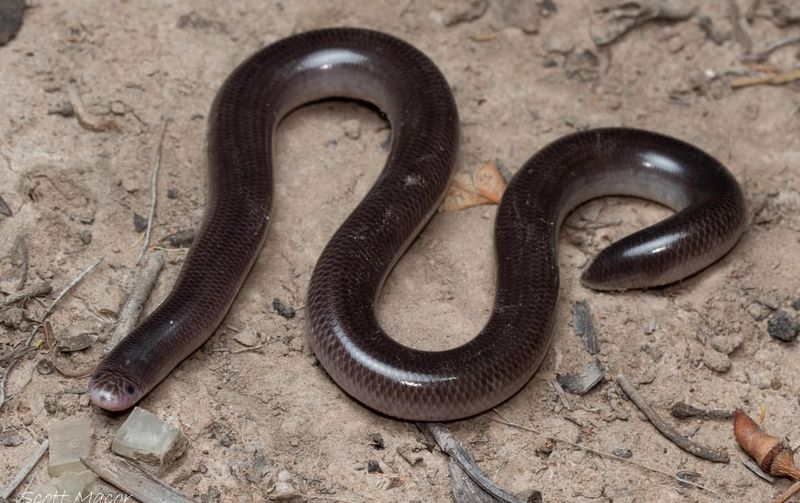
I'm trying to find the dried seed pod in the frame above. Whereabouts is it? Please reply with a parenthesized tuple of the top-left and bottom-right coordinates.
(734, 409, 800, 480)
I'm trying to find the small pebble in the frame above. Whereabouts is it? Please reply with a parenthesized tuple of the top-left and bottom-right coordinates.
(44, 395, 58, 414)
(271, 469, 297, 500)
(397, 445, 424, 465)
(233, 330, 259, 347)
(58, 332, 96, 353)
(0, 429, 24, 446)
(703, 348, 731, 373)
(792, 297, 800, 311)
(612, 447, 632, 459)
(272, 298, 296, 319)
(133, 212, 147, 233)
(167, 187, 179, 199)
(162, 228, 196, 248)
(368, 433, 385, 450)
(367, 459, 383, 473)
(110, 101, 126, 115)
(78, 229, 92, 245)
(48, 101, 74, 117)
(767, 310, 799, 342)
(341, 119, 361, 140)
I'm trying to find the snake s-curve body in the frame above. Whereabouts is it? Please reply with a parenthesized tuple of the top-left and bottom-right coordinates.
(89, 28, 746, 421)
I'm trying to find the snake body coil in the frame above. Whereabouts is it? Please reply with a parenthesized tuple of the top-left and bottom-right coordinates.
(89, 28, 746, 421)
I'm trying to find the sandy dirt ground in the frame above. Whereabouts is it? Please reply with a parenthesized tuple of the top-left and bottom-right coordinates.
(1, 0, 800, 501)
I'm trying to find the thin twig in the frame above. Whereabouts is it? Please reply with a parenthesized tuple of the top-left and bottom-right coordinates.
(82, 455, 192, 503)
(38, 258, 103, 323)
(742, 34, 800, 63)
(420, 422, 528, 503)
(44, 321, 93, 378)
(731, 68, 800, 88)
(137, 120, 170, 264)
(1, 258, 100, 410)
(67, 87, 120, 132)
(488, 409, 723, 497)
(775, 480, 800, 503)
(108, 250, 165, 350)
(1, 282, 53, 307)
(728, 0, 753, 53)
(0, 365, 10, 411)
(0, 439, 49, 499)
(615, 374, 729, 463)
(745, 0, 761, 23)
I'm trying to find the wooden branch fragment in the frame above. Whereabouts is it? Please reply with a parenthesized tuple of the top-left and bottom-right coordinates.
(0, 439, 49, 499)
(81, 456, 192, 503)
(742, 34, 800, 63)
(137, 120, 169, 264)
(1, 283, 53, 307)
(731, 69, 800, 88)
(108, 250, 166, 350)
(488, 409, 722, 497)
(615, 374, 730, 463)
(0, 366, 9, 411)
(745, 0, 761, 23)
(67, 87, 120, 132)
(420, 423, 534, 503)
(40, 258, 103, 325)
(670, 401, 733, 420)
(775, 480, 800, 503)
(728, 0, 753, 53)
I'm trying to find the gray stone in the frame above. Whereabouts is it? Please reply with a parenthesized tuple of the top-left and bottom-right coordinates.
(112, 407, 187, 467)
(48, 416, 92, 476)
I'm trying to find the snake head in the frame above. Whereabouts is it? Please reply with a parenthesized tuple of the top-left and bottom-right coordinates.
(88, 370, 141, 411)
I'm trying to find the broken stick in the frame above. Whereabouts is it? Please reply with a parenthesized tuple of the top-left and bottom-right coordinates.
(615, 374, 729, 463)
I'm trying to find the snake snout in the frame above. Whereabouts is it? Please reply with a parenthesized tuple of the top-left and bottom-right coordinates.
(88, 371, 140, 411)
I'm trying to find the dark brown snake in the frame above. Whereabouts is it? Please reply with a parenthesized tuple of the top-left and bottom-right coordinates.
(89, 28, 746, 421)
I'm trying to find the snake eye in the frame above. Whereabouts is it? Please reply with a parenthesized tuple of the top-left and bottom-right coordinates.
(124, 384, 136, 395)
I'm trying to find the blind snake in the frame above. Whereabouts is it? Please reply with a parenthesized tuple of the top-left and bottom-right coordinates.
(89, 28, 746, 421)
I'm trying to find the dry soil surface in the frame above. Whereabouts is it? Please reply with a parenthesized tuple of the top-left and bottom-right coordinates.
(1, 0, 800, 502)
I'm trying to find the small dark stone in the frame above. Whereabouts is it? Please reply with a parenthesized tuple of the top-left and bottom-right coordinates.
(58, 332, 96, 352)
(47, 101, 75, 117)
(612, 447, 633, 459)
(0, 194, 11, 217)
(366, 460, 382, 473)
(556, 357, 604, 395)
(792, 297, 800, 312)
(767, 310, 800, 342)
(166, 187, 179, 199)
(176, 12, 228, 33)
(368, 433, 385, 450)
(0, 429, 24, 447)
(162, 228, 196, 248)
(133, 212, 147, 233)
(0, 0, 25, 46)
(44, 395, 58, 414)
(77, 214, 95, 224)
(272, 298, 296, 319)
(36, 359, 53, 375)
(78, 229, 92, 245)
